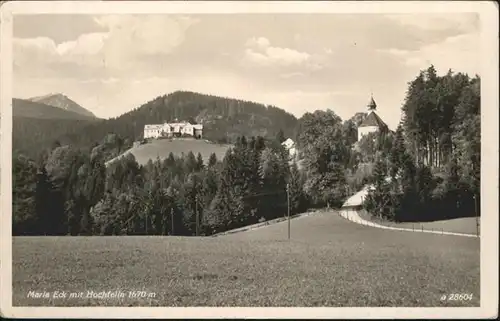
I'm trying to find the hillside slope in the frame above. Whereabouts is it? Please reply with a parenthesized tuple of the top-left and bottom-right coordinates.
(28, 93, 96, 118)
(13, 98, 100, 158)
(106, 138, 232, 167)
(13, 117, 98, 159)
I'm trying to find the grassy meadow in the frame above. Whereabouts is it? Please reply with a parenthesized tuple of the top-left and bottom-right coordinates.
(105, 138, 232, 167)
(357, 210, 480, 236)
(12, 211, 480, 307)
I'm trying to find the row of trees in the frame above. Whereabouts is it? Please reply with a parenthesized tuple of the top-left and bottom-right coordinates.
(402, 66, 480, 172)
(365, 67, 480, 222)
(13, 134, 312, 236)
(13, 146, 106, 236)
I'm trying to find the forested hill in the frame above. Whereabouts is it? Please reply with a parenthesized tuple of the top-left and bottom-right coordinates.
(107, 90, 298, 143)
(13, 98, 100, 159)
(33, 91, 299, 154)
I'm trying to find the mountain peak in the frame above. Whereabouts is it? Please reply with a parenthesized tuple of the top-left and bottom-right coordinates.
(29, 92, 66, 101)
(28, 93, 96, 118)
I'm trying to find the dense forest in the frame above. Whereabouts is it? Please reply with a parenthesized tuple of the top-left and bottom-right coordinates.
(13, 91, 299, 161)
(13, 98, 100, 159)
(13, 135, 306, 236)
(364, 66, 480, 222)
(12, 66, 481, 236)
(13, 117, 97, 160)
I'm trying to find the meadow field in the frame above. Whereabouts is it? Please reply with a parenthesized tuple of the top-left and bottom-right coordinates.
(357, 210, 480, 236)
(12, 211, 480, 307)
(105, 138, 232, 167)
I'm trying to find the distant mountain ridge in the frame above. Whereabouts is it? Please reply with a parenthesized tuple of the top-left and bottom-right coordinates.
(13, 98, 96, 121)
(28, 93, 96, 118)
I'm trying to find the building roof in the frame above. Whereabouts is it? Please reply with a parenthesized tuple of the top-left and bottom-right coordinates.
(359, 111, 388, 129)
(282, 138, 295, 147)
(144, 124, 163, 129)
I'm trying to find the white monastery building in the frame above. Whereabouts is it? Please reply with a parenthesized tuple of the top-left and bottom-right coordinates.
(144, 120, 203, 139)
(357, 95, 388, 142)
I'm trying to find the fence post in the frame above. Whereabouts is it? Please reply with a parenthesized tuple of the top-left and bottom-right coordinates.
(286, 183, 290, 240)
(195, 196, 199, 237)
(474, 194, 479, 237)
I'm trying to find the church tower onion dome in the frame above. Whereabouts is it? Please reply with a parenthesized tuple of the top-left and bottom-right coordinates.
(367, 95, 377, 111)
(359, 94, 387, 129)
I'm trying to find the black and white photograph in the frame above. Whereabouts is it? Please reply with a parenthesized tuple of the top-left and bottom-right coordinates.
(0, 1, 498, 319)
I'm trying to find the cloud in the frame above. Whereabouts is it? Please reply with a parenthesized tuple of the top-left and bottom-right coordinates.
(101, 77, 120, 85)
(95, 15, 198, 57)
(13, 35, 109, 80)
(56, 33, 109, 56)
(376, 48, 410, 57)
(13, 15, 199, 79)
(14, 33, 108, 57)
(14, 37, 57, 54)
(376, 32, 480, 76)
(13, 37, 59, 74)
(246, 36, 271, 48)
(244, 36, 311, 67)
(280, 72, 305, 79)
(385, 14, 479, 34)
(14, 15, 109, 44)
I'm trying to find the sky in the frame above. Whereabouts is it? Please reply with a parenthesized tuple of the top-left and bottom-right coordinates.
(12, 13, 480, 129)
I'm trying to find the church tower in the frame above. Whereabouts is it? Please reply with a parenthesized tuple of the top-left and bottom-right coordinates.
(367, 94, 377, 112)
(357, 94, 388, 142)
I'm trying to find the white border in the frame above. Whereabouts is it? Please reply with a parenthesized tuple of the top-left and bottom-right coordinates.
(1, 1, 498, 319)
